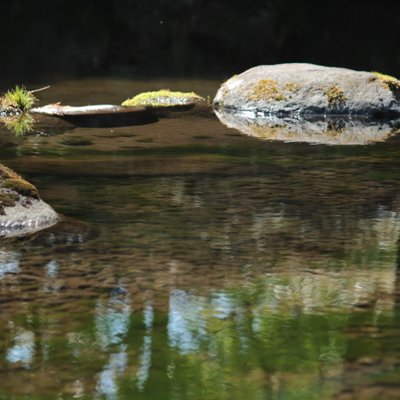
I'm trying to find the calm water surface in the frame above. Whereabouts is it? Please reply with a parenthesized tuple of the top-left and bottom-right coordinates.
(1, 79, 400, 399)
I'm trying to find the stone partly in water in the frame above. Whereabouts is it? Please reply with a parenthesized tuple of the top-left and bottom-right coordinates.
(215, 109, 400, 146)
(122, 89, 205, 108)
(214, 63, 400, 117)
(0, 164, 58, 238)
(31, 104, 156, 128)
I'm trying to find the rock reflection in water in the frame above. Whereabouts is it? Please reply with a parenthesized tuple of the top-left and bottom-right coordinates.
(6, 329, 35, 368)
(0, 250, 19, 278)
(215, 109, 400, 145)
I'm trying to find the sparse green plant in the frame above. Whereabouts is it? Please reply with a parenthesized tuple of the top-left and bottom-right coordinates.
(0, 85, 37, 112)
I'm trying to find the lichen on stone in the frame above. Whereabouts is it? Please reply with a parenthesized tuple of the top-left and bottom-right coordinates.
(248, 80, 286, 102)
(121, 89, 205, 107)
(325, 85, 347, 107)
(284, 82, 300, 92)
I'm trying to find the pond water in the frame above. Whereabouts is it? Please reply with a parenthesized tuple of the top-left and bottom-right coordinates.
(1, 78, 400, 399)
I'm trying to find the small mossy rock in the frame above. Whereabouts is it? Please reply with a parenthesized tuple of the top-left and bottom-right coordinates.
(0, 164, 58, 238)
(122, 89, 205, 108)
(215, 109, 400, 146)
(214, 63, 400, 117)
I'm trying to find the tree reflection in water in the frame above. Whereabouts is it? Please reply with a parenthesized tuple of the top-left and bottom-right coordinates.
(1, 174, 400, 398)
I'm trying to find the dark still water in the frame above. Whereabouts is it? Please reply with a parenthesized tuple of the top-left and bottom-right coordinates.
(1, 79, 400, 399)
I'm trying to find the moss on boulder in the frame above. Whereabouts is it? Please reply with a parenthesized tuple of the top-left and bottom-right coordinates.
(0, 164, 38, 198)
(0, 163, 58, 237)
(214, 64, 400, 117)
(122, 89, 205, 107)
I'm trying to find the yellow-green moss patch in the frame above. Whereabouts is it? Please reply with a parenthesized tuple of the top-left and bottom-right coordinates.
(248, 80, 286, 102)
(2, 178, 39, 199)
(0, 164, 40, 212)
(122, 89, 205, 107)
(0, 164, 20, 181)
(371, 71, 400, 92)
(325, 85, 347, 107)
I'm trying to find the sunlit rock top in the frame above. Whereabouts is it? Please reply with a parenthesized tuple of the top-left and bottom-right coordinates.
(214, 63, 400, 117)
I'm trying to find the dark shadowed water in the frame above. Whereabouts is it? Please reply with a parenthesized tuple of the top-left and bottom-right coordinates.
(1, 79, 400, 399)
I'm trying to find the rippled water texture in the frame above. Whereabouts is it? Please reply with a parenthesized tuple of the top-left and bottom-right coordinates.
(1, 78, 400, 399)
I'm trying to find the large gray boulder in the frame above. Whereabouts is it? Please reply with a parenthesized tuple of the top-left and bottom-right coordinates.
(213, 63, 400, 117)
(0, 164, 58, 238)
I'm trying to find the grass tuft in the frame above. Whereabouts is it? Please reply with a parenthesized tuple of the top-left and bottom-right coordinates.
(1, 85, 37, 112)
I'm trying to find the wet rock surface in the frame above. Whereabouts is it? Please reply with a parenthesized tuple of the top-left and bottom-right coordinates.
(0, 164, 58, 238)
(0, 107, 21, 118)
(214, 63, 400, 117)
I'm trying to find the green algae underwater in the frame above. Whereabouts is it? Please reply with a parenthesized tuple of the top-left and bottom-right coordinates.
(1, 78, 400, 399)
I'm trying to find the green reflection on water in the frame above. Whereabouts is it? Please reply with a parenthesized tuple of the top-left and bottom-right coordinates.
(0, 286, 399, 400)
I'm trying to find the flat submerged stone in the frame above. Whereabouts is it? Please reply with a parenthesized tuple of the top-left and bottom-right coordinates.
(214, 63, 400, 117)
